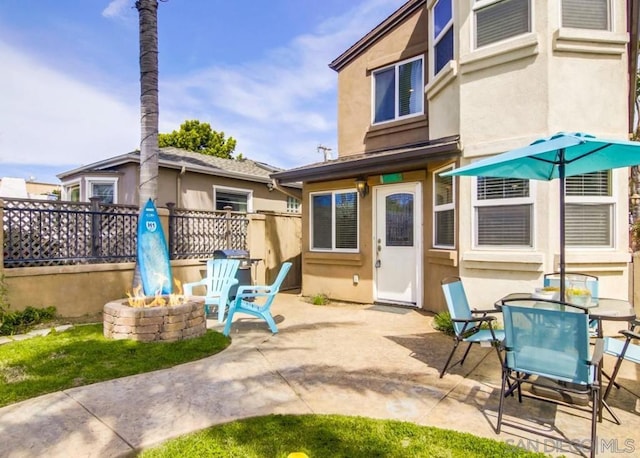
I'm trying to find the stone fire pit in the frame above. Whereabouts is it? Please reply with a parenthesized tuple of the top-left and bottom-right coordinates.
(103, 298, 206, 342)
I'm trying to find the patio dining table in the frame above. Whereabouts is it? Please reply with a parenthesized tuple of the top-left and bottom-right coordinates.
(495, 292, 636, 423)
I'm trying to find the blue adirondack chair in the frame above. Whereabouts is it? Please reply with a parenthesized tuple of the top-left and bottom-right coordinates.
(183, 259, 240, 323)
(223, 262, 292, 336)
(497, 298, 604, 458)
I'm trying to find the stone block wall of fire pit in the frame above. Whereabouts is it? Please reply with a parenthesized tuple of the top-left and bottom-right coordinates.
(103, 299, 206, 342)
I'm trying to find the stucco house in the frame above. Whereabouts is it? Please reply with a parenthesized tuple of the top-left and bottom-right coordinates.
(272, 0, 639, 312)
(57, 147, 302, 213)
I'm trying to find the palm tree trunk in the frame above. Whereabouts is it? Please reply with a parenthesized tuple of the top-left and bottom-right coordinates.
(136, 0, 159, 206)
(134, 0, 160, 289)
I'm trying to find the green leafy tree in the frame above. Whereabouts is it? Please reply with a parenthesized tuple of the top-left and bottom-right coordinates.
(159, 120, 237, 159)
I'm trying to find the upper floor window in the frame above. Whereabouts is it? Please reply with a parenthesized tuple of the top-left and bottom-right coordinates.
(372, 56, 423, 124)
(287, 196, 301, 213)
(474, 0, 531, 48)
(433, 0, 453, 75)
(566, 171, 613, 247)
(474, 176, 533, 247)
(310, 190, 358, 252)
(214, 185, 253, 212)
(562, 0, 609, 30)
(434, 166, 455, 248)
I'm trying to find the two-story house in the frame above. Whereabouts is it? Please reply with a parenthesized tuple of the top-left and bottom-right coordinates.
(272, 0, 639, 312)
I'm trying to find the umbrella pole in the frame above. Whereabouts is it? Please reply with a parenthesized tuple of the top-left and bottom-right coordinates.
(559, 150, 566, 301)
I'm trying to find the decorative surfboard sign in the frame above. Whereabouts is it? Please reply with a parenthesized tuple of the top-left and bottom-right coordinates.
(137, 199, 173, 296)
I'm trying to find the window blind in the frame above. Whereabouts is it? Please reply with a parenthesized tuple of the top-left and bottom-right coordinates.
(562, 0, 608, 30)
(566, 170, 610, 196)
(398, 59, 422, 116)
(477, 177, 529, 200)
(476, 0, 530, 48)
(435, 209, 455, 246)
(436, 173, 453, 205)
(335, 193, 358, 249)
(477, 204, 532, 246)
(566, 203, 611, 246)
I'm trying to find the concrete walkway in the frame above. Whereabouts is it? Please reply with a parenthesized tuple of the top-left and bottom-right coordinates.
(1, 293, 639, 457)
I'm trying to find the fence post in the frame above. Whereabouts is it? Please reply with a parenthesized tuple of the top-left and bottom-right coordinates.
(166, 202, 175, 260)
(224, 206, 232, 247)
(90, 197, 101, 260)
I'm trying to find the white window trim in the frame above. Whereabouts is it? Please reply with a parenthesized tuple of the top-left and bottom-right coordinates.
(433, 165, 455, 249)
(213, 185, 254, 213)
(430, 0, 454, 77)
(472, 177, 536, 249)
(371, 56, 424, 126)
(309, 189, 360, 253)
(565, 170, 616, 249)
(86, 176, 119, 204)
(61, 179, 81, 202)
(472, 0, 533, 50)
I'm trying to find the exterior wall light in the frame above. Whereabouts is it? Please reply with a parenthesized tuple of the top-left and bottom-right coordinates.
(355, 177, 369, 198)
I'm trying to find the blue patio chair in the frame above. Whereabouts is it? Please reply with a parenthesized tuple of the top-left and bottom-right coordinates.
(439, 277, 505, 378)
(183, 259, 240, 323)
(223, 262, 292, 336)
(603, 319, 640, 400)
(497, 298, 604, 458)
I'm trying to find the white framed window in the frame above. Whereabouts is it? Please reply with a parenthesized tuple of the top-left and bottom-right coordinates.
(474, 0, 531, 48)
(565, 171, 613, 247)
(473, 176, 534, 247)
(62, 180, 81, 202)
(87, 177, 118, 204)
(434, 166, 455, 248)
(310, 189, 359, 252)
(213, 185, 253, 212)
(562, 0, 609, 30)
(372, 56, 423, 124)
(286, 196, 301, 213)
(432, 0, 453, 75)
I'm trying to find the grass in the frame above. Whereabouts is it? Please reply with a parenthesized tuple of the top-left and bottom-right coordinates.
(0, 324, 230, 407)
(139, 414, 546, 457)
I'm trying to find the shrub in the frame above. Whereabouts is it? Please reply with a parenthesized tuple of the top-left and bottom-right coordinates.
(433, 311, 455, 335)
(309, 293, 330, 306)
(0, 306, 57, 336)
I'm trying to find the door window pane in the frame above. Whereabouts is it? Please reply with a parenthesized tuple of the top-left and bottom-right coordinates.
(386, 193, 413, 247)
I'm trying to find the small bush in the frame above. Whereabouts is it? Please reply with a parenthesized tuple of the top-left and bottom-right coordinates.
(0, 306, 57, 336)
(309, 293, 330, 306)
(433, 311, 455, 335)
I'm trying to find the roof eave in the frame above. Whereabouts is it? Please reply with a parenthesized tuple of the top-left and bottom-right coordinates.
(329, 0, 426, 72)
(271, 137, 461, 184)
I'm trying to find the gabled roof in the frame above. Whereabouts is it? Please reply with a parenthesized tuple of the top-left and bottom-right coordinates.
(57, 147, 301, 188)
(329, 0, 425, 72)
(271, 136, 461, 184)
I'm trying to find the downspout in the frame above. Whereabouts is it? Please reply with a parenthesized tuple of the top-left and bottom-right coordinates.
(270, 178, 301, 200)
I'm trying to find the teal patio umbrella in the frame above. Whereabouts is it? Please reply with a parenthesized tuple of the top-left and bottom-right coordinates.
(442, 132, 640, 300)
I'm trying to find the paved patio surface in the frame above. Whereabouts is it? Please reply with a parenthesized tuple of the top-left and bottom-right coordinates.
(0, 292, 638, 457)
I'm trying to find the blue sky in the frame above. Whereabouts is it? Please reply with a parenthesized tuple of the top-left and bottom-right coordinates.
(0, 0, 406, 184)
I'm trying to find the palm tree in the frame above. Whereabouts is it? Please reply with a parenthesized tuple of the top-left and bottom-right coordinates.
(136, 0, 159, 206)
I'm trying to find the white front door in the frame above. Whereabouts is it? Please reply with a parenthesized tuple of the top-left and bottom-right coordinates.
(373, 182, 422, 307)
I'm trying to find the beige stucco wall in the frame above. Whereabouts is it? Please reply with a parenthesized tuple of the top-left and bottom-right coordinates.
(336, 6, 429, 156)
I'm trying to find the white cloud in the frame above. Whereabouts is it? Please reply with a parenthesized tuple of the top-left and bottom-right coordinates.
(0, 41, 139, 167)
(102, 0, 131, 19)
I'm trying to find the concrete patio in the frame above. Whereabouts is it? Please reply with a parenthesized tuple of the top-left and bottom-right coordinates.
(0, 292, 638, 457)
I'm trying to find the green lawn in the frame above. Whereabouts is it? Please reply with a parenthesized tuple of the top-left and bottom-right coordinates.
(139, 414, 547, 458)
(0, 324, 230, 407)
